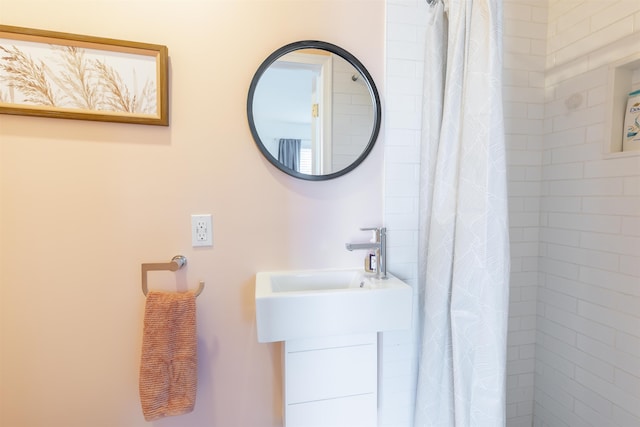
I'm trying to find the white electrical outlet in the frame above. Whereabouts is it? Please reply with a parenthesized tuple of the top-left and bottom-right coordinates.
(191, 214, 212, 247)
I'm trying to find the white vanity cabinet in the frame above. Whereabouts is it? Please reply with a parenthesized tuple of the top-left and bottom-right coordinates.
(254, 268, 413, 426)
(283, 333, 378, 427)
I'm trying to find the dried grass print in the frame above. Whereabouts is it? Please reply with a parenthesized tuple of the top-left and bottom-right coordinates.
(0, 43, 157, 114)
(0, 45, 57, 106)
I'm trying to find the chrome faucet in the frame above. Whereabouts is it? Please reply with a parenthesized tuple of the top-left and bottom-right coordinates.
(345, 227, 387, 279)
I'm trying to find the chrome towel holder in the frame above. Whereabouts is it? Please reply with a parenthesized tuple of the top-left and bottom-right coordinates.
(141, 255, 204, 297)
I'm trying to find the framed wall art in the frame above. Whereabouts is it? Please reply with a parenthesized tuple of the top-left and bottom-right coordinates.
(0, 25, 168, 126)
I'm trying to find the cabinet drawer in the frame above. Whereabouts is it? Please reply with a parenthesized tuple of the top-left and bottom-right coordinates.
(286, 393, 376, 427)
(285, 343, 376, 404)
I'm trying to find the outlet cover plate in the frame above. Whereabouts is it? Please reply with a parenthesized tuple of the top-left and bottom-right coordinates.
(191, 214, 212, 247)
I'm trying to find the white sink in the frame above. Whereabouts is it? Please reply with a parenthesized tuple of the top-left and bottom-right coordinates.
(255, 268, 412, 343)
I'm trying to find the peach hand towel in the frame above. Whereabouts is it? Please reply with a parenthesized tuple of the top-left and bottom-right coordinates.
(139, 291, 197, 421)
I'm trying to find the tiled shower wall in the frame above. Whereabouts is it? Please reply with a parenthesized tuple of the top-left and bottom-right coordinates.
(534, 1, 640, 426)
(383, 0, 640, 426)
(382, 0, 546, 425)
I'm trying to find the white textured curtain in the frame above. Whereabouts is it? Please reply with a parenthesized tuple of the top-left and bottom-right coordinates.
(414, 0, 510, 426)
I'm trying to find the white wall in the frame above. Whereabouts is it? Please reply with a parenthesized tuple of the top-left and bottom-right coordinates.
(0, 1, 385, 426)
(534, 1, 640, 426)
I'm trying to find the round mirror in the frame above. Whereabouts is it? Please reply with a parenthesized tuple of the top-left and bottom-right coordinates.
(247, 41, 381, 181)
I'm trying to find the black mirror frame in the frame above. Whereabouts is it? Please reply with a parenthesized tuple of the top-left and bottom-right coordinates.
(247, 40, 382, 181)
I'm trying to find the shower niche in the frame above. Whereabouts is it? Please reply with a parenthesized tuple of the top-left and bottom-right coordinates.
(605, 52, 640, 156)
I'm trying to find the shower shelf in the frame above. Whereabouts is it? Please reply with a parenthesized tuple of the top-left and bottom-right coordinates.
(604, 52, 640, 157)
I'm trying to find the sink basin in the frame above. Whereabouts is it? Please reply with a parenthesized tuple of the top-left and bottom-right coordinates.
(270, 270, 376, 293)
(255, 268, 412, 343)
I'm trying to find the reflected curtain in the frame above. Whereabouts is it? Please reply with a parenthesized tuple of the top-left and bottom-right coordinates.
(277, 138, 301, 171)
(414, 0, 510, 425)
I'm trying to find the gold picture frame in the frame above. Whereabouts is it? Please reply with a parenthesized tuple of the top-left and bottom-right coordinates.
(0, 25, 168, 126)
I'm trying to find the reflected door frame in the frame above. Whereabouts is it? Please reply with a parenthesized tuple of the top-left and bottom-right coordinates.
(278, 51, 333, 175)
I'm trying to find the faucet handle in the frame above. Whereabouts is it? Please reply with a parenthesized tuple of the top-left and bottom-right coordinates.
(360, 227, 386, 235)
(359, 227, 386, 242)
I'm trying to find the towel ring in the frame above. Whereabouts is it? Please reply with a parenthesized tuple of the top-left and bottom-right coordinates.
(141, 255, 204, 297)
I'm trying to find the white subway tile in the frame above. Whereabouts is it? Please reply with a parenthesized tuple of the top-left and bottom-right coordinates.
(556, 16, 635, 66)
(590, 1, 640, 33)
(509, 181, 543, 198)
(535, 345, 577, 385)
(619, 255, 640, 277)
(612, 405, 640, 427)
(544, 302, 616, 346)
(554, 1, 605, 33)
(504, 69, 531, 87)
(505, 102, 530, 119)
(540, 318, 580, 349)
(579, 265, 640, 297)
(509, 300, 538, 317)
(573, 400, 613, 427)
(385, 197, 417, 214)
(575, 366, 640, 418)
(586, 31, 640, 71)
(385, 213, 419, 231)
(623, 176, 640, 196)
(585, 123, 604, 144)
(385, 128, 420, 147)
(615, 331, 640, 358)
(506, 134, 530, 150)
(613, 367, 640, 396)
(582, 196, 640, 216)
(621, 217, 640, 237)
(384, 145, 420, 163)
(615, 292, 640, 317)
(531, 5, 548, 23)
(386, 3, 427, 26)
(554, 65, 608, 100)
(522, 256, 540, 272)
(528, 104, 545, 119)
(577, 300, 640, 338)
(386, 75, 423, 96)
(548, 19, 590, 53)
(553, 177, 624, 198)
(505, 36, 533, 55)
(385, 162, 419, 183)
(509, 329, 537, 347)
(538, 286, 578, 312)
(540, 226, 581, 246)
(529, 71, 546, 88)
(504, 85, 546, 103)
(548, 212, 621, 234)
(504, 19, 548, 40)
(504, 3, 533, 21)
(387, 22, 419, 43)
(530, 40, 547, 57)
(550, 142, 604, 164)
(520, 343, 536, 360)
(580, 231, 640, 257)
(552, 105, 605, 133)
(387, 58, 419, 78)
(544, 127, 585, 148)
(542, 162, 584, 180)
(587, 84, 606, 107)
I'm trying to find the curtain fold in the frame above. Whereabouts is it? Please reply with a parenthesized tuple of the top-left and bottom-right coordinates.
(414, 0, 510, 426)
(277, 138, 301, 171)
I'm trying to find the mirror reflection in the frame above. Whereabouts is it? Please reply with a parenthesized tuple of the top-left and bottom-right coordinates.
(247, 41, 381, 180)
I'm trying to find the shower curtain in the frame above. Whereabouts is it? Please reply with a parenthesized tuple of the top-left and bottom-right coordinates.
(414, 0, 510, 426)
(277, 138, 301, 171)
